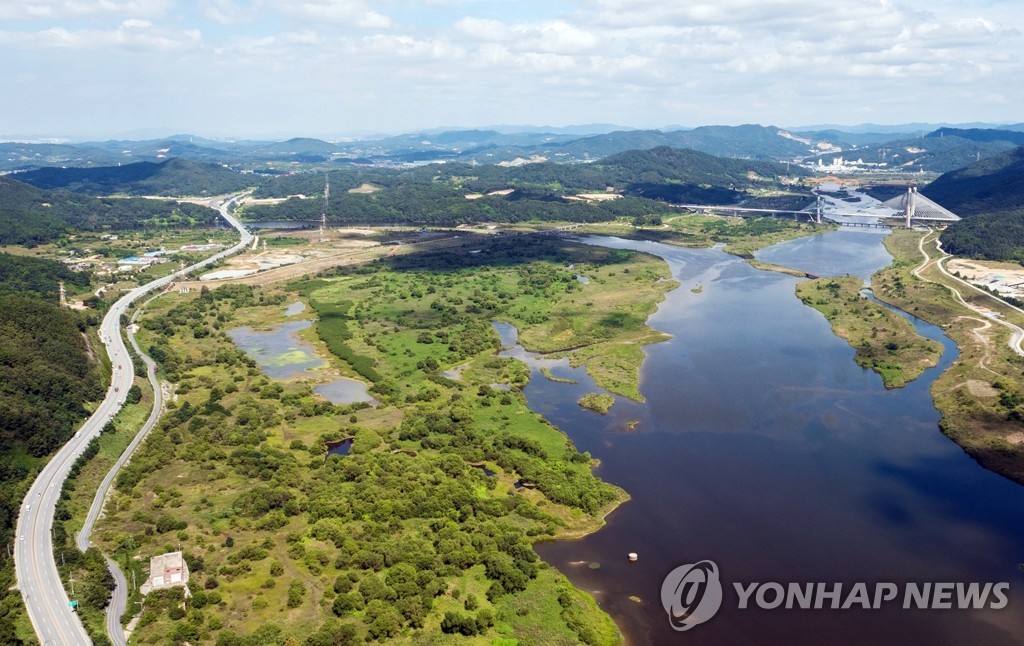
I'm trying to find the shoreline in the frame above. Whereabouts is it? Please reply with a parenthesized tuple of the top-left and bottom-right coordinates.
(526, 225, 842, 644)
(871, 230, 1024, 485)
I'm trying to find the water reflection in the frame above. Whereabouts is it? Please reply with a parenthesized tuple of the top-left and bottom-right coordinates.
(227, 320, 323, 379)
(527, 233, 1024, 645)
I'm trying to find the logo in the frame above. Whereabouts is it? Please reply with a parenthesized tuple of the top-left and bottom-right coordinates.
(660, 560, 723, 631)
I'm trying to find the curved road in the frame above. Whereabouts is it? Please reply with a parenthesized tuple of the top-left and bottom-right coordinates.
(15, 194, 252, 645)
(915, 231, 1024, 357)
(77, 292, 167, 646)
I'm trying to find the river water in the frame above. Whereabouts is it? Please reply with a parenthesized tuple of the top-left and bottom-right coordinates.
(524, 231, 1024, 645)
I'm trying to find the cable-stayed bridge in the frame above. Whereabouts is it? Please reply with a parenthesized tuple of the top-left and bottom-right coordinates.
(670, 186, 960, 228)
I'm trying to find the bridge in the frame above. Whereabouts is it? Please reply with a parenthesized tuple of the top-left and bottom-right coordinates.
(882, 187, 960, 226)
(670, 186, 960, 228)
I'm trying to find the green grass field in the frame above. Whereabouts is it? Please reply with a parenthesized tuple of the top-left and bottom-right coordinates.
(797, 275, 942, 388)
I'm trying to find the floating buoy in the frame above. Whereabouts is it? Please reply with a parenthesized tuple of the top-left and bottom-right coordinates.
(628, 552, 638, 562)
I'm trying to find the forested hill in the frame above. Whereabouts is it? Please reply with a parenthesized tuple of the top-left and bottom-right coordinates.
(0, 175, 221, 245)
(14, 157, 253, 197)
(598, 146, 801, 198)
(245, 145, 807, 224)
(925, 146, 1024, 216)
(934, 146, 1024, 261)
(0, 252, 91, 300)
(926, 128, 1024, 146)
(0, 273, 104, 642)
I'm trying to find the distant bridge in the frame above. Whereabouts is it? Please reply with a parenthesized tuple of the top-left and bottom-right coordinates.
(670, 203, 817, 219)
(671, 187, 960, 227)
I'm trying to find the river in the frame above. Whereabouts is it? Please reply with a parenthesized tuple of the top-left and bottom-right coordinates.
(521, 230, 1024, 645)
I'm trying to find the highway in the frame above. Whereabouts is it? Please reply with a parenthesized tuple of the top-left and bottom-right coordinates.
(15, 194, 252, 645)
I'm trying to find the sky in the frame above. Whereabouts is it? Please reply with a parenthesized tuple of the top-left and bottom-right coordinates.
(0, 0, 1021, 140)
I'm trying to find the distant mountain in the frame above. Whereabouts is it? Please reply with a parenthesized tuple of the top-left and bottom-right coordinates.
(541, 125, 811, 161)
(252, 137, 341, 156)
(15, 158, 253, 197)
(0, 141, 124, 171)
(471, 123, 635, 136)
(789, 122, 1009, 135)
(788, 129, 904, 148)
(925, 128, 1024, 146)
(449, 124, 825, 164)
(811, 135, 1016, 173)
(933, 146, 1024, 261)
(600, 145, 805, 188)
(250, 143, 809, 228)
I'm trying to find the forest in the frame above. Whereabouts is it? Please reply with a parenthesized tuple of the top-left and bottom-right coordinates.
(0, 175, 222, 246)
(243, 146, 807, 225)
(14, 158, 254, 197)
(933, 146, 1024, 261)
(940, 210, 1024, 261)
(77, 237, 687, 644)
(0, 255, 104, 644)
(0, 252, 91, 300)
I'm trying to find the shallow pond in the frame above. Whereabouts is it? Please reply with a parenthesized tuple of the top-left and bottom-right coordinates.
(227, 320, 323, 379)
(314, 378, 376, 405)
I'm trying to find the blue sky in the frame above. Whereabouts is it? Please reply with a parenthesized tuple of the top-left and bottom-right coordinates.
(1, 0, 1021, 139)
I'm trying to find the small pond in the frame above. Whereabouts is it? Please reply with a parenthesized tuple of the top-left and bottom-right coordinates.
(326, 438, 353, 457)
(227, 320, 323, 379)
(314, 377, 377, 405)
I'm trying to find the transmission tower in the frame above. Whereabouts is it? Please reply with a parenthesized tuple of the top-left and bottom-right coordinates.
(320, 173, 329, 242)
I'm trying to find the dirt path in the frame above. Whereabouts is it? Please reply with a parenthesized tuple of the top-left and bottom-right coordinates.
(914, 231, 1024, 358)
(179, 234, 474, 288)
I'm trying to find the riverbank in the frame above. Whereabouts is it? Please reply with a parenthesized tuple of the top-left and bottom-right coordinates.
(872, 230, 1024, 483)
(579, 215, 836, 259)
(796, 275, 942, 388)
(532, 231, 1024, 645)
(92, 236, 672, 644)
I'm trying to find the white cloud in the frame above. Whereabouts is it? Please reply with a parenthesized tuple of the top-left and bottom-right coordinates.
(276, 1, 392, 29)
(1, 0, 1023, 135)
(0, 0, 173, 20)
(0, 20, 201, 51)
(200, 0, 252, 25)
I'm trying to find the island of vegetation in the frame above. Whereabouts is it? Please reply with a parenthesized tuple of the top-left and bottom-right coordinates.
(540, 367, 577, 384)
(578, 393, 615, 415)
(796, 276, 943, 388)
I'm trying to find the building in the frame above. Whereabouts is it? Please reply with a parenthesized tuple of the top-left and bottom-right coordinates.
(142, 551, 190, 594)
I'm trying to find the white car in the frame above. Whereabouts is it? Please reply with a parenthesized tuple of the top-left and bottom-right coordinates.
(19, 535, 24, 541)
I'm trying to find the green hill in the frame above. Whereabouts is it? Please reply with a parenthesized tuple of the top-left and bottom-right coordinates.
(245, 145, 807, 224)
(0, 253, 91, 300)
(925, 146, 1024, 216)
(0, 175, 221, 245)
(933, 146, 1024, 260)
(14, 157, 253, 197)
